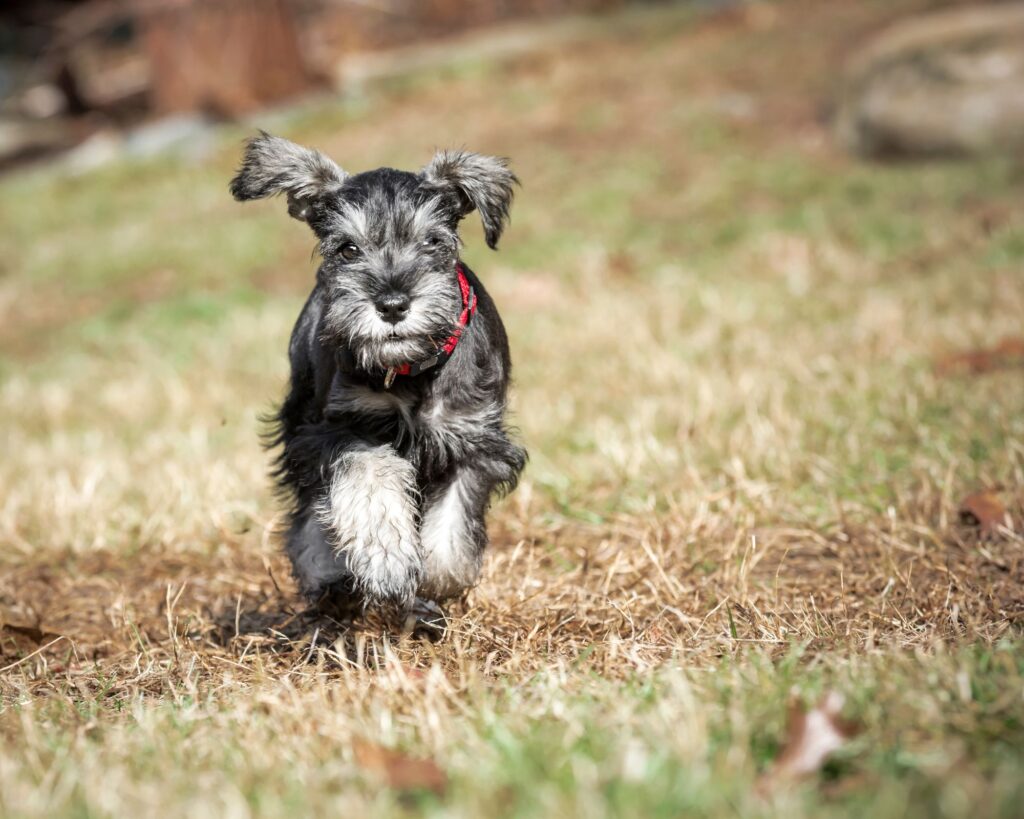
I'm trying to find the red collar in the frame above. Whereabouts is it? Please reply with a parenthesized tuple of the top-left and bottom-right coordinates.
(383, 264, 477, 389)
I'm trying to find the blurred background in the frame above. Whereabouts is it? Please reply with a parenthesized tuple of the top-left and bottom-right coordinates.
(1, 0, 675, 168)
(3, 0, 1023, 169)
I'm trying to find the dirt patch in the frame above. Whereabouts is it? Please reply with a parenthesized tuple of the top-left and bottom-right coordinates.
(3, 490, 1020, 695)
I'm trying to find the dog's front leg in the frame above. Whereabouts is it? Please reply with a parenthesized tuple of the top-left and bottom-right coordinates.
(316, 442, 421, 609)
(417, 466, 490, 602)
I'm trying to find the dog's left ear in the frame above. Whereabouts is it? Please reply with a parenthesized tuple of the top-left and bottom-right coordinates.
(420, 150, 517, 249)
(230, 131, 347, 223)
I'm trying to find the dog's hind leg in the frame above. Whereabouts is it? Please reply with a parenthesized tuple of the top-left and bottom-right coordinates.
(316, 443, 422, 609)
(287, 513, 360, 612)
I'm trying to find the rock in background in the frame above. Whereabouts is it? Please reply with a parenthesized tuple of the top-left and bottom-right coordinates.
(835, 3, 1024, 158)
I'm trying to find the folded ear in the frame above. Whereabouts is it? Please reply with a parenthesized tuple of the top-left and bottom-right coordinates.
(229, 132, 346, 222)
(420, 150, 517, 249)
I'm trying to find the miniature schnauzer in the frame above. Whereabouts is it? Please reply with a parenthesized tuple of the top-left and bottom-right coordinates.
(230, 133, 527, 633)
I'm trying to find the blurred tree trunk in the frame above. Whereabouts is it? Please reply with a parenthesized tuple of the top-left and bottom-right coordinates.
(138, 0, 318, 118)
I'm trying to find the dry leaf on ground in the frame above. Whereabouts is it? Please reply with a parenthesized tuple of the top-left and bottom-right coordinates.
(959, 490, 1011, 536)
(1, 622, 63, 645)
(763, 691, 859, 787)
(934, 336, 1024, 376)
(353, 738, 448, 795)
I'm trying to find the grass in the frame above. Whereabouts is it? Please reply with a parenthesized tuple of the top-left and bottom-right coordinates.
(1, 1, 1023, 816)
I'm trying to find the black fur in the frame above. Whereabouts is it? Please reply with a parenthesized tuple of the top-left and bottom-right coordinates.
(232, 134, 526, 621)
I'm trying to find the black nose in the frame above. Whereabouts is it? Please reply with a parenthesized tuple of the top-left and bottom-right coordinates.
(376, 292, 411, 324)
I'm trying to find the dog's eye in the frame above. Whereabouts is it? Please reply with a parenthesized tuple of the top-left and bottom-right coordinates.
(422, 235, 442, 249)
(339, 242, 361, 261)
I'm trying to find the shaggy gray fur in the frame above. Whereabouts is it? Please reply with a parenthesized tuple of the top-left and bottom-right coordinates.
(230, 134, 526, 631)
(229, 131, 347, 221)
(420, 149, 518, 249)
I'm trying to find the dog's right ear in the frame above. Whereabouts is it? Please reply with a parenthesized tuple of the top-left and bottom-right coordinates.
(229, 132, 346, 222)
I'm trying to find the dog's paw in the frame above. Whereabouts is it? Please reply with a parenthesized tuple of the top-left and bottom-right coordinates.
(342, 527, 423, 609)
(400, 597, 448, 642)
(309, 577, 362, 619)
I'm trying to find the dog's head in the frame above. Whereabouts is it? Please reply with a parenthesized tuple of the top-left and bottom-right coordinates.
(230, 132, 516, 370)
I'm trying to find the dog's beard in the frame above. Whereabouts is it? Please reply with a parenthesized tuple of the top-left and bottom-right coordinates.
(366, 334, 435, 370)
(325, 298, 457, 371)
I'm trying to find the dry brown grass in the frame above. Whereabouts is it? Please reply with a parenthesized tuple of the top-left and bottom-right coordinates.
(1, 1, 1023, 816)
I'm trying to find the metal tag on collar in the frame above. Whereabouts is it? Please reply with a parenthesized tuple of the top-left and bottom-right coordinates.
(384, 367, 397, 389)
(413, 353, 440, 375)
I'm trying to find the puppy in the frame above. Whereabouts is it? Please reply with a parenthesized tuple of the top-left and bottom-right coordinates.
(230, 133, 526, 632)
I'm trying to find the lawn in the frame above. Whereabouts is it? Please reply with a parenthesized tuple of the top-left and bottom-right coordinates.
(1, 1, 1023, 817)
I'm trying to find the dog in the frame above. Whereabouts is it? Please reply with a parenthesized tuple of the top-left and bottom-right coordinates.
(230, 133, 527, 633)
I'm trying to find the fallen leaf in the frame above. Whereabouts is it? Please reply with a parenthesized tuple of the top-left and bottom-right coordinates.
(606, 250, 637, 279)
(353, 738, 448, 795)
(934, 336, 1024, 376)
(767, 691, 858, 784)
(0, 621, 69, 672)
(959, 490, 1010, 536)
(998, 336, 1024, 358)
(1, 621, 64, 645)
